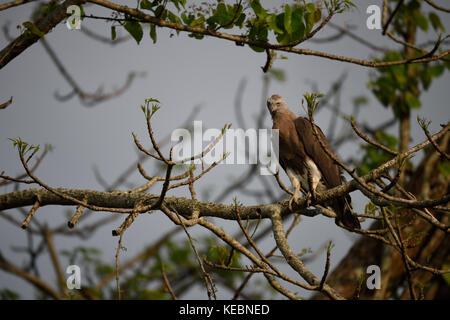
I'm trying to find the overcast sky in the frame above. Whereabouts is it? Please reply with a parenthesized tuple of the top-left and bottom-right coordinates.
(0, 0, 449, 299)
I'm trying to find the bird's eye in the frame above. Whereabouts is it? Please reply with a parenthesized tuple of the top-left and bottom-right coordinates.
(276, 102, 281, 106)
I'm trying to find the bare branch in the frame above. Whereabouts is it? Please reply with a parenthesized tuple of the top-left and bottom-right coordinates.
(418, 117, 450, 161)
(43, 228, 67, 295)
(21, 199, 40, 229)
(0, 251, 61, 299)
(0, 0, 36, 12)
(380, 207, 416, 300)
(382, 0, 405, 35)
(171, 207, 216, 300)
(349, 117, 398, 156)
(318, 241, 332, 291)
(41, 39, 138, 107)
(68, 200, 87, 228)
(161, 262, 177, 300)
(424, 0, 450, 13)
(270, 210, 344, 300)
(115, 233, 124, 299)
(327, 22, 388, 53)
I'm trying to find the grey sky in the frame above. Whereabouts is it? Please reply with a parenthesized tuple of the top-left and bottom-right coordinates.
(0, 0, 449, 299)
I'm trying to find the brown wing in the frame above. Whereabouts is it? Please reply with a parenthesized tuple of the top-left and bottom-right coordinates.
(293, 117, 343, 189)
(278, 116, 360, 228)
(274, 118, 308, 178)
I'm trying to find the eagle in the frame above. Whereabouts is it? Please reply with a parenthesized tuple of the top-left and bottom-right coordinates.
(267, 94, 360, 229)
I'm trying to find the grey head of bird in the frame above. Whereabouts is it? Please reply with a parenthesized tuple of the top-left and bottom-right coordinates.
(266, 94, 290, 118)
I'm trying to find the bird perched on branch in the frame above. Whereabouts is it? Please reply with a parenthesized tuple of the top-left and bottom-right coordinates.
(267, 94, 360, 229)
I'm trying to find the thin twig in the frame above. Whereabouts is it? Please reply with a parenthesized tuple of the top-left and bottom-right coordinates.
(161, 262, 177, 300)
(318, 241, 332, 291)
(0, 0, 36, 12)
(424, 0, 450, 13)
(21, 199, 40, 229)
(350, 118, 398, 155)
(115, 233, 124, 300)
(419, 118, 450, 161)
(0, 96, 13, 109)
(382, 0, 404, 35)
(171, 207, 216, 299)
(68, 198, 87, 228)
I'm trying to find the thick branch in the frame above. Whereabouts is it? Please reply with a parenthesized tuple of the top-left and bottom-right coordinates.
(271, 210, 344, 300)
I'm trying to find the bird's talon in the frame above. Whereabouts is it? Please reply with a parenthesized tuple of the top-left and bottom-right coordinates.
(305, 198, 311, 207)
(304, 191, 317, 207)
(288, 195, 300, 211)
(304, 192, 311, 207)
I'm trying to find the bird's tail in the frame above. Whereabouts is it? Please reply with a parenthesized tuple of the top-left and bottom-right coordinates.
(335, 196, 361, 229)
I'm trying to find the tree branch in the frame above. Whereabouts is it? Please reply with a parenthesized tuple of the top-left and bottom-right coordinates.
(0, 0, 87, 69)
(87, 0, 449, 68)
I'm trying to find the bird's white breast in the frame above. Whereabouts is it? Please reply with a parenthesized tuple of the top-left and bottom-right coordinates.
(286, 158, 323, 193)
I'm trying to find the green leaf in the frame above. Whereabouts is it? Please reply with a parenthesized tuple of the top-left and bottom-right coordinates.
(249, 45, 264, 52)
(313, 7, 322, 23)
(429, 12, 445, 32)
(247, 18, 268, 48)
(150, 24, 157, 43)
(235, 11, 246, 28)
(181, 12, 192, 24)
(0, 289, 20, 300)
(413, 12, 428, 32)
(284, 4, 292, 35)
(172, 0, 183, 11)
(190, 16, 205, 28)
(216, 2, 227, 18)
(291, 8, 305, 40)
(269, 68, 286, 82)
(154, 5, 166, 18)
(304, 10, 315, 33)
(78, 5, 85, 21)
(267, 13, 283, 34)
(22, 21, 45, 39)
(250, 0, 267, 19)
(168, 10, 182, 25)
(306, 3, 316, 13)
(140, 0, 154, 10)
(375, 131, 398, 150)
(353, 95, 368, 107)
(124, 21, 143, 44)
(405, 92, 421, 109)
(439, 162, 450, 178)
(111, 26, 116, 41)
(429, 64, 444, 78)
(442, 264, 450, 285)
(207, 2, 235, 29)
